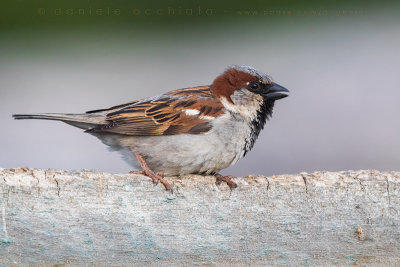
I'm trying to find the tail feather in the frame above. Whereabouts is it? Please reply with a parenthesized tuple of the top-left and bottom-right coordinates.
(12, 113, 106, 130)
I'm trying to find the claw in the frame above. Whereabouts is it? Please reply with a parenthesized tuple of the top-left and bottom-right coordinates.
(134, 153, 172, 192)
(215, 173, 237, 190)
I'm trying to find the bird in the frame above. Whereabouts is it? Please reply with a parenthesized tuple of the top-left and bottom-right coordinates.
(13, 65, 289, 191)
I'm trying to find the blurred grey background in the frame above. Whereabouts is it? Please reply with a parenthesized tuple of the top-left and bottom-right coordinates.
(1, 0, 399, 176)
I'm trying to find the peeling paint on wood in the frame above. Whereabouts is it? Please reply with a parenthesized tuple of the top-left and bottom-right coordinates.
(0, 168, 399, 265)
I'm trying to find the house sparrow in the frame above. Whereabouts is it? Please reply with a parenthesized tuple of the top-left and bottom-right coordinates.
(13, 65, 289, 191)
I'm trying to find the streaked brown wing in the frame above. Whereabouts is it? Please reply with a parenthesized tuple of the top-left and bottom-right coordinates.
(88, 86, 225, 136)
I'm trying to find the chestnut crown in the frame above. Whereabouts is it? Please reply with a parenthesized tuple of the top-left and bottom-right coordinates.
(210, 65, 289, 102)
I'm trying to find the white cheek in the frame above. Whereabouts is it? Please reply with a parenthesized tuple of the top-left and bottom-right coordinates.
(220, 97, 239, 113)
(220, 91, 263, 121)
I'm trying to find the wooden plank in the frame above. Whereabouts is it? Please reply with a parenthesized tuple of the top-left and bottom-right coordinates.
(0, 168, 399, 265)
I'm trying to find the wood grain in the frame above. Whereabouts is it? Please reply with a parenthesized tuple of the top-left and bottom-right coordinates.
(1, 168, 399, 266)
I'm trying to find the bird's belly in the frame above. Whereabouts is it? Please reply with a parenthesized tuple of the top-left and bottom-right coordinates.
(94, 132, 246, 176)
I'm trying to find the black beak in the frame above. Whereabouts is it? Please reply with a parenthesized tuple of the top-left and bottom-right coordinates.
(264, 83, 289, 100)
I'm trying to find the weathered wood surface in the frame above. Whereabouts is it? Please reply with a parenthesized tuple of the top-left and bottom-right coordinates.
(0, 168, 399, 266)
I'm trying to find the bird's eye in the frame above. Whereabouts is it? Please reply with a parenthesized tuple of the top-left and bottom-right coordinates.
(249, 82, 259, 90)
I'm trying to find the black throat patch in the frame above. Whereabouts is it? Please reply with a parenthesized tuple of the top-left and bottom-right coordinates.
(244, 99, 275, 156)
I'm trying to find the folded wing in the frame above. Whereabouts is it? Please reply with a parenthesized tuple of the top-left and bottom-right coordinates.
(87, 86, 225, 136)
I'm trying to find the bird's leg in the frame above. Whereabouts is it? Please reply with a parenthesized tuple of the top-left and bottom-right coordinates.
(131, 153, 172, 192)
(215, 173, 238, 190)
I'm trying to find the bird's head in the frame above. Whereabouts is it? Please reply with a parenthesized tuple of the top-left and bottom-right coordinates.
(211, 65, 289, 120)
